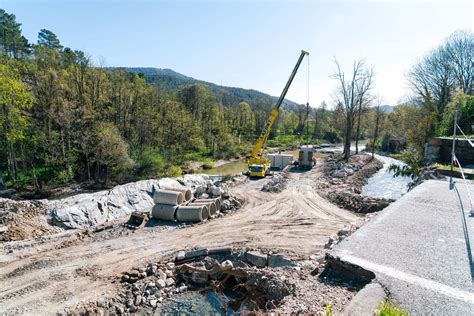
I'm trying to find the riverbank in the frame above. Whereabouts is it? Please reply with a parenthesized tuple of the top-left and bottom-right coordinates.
(316, 154, 394, 213)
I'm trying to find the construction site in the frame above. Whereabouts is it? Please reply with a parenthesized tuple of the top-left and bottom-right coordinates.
(1, 2, 473, 314)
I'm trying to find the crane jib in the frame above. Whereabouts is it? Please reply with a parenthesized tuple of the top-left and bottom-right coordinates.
(248, 50, 309, 171)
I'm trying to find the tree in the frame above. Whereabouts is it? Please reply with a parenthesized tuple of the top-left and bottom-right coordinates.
(0, 9, 30, 59)
(38, 29, 62, 50)
(332, 58, 374, 160)
(371, 105, 383, 159)
(93, 123, 132, 183)
(0, 64, 33, 181)
(408, 29, 473, 131)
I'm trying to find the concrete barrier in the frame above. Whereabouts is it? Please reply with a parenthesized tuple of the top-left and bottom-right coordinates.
(153, 189, 184, 205)
(151, 204, 178, 221)
(176, 205, 208, 222)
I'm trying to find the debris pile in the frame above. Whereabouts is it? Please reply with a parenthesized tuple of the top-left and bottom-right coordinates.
(318, 154, 393, 213)
(68, 246, 360, 315)
(68, 248, 297, 314)
(0, 198, 60, 242)
(261, 173, 288, 193)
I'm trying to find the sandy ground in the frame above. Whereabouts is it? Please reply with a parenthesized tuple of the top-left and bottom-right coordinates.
(0, 158, 359, 314)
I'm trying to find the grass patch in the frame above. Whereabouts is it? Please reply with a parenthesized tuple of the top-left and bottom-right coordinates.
(376, 300, 408, 316)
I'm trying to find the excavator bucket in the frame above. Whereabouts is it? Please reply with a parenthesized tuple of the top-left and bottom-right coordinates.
(123, 211, 147, 229)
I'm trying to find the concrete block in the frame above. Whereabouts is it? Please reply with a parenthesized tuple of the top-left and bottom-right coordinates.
(208, 247, 232, 256)
(245, 251, 268, 268)
(185, 248, 208, 259)
(342, 282, 386, 316)
(268, 254, 295, 268)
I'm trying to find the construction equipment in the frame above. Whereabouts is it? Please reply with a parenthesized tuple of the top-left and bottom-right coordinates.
(247, 50, 310, 177)
(298, 145, 316, 169)
(124, 211, 147, 229)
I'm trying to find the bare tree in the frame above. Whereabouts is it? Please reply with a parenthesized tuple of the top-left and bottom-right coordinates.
(408, 29, 473, 121)
(371, 104, 384, 159)
(332, 58, 374, 160)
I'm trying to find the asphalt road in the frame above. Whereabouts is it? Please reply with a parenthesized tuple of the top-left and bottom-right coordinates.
(331, 179, 474, 315)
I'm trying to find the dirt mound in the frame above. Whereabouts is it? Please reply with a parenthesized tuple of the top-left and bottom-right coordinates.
(0, 198, 61, 242)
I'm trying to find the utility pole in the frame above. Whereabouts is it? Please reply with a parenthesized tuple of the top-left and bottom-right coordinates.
(449, 107, 459, 190)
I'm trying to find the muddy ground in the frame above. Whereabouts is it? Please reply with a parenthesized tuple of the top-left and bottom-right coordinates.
(0, 154, 381, 314)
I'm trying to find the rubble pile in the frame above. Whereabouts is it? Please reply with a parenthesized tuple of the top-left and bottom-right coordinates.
(192, 178, 242, 214)
(318, 154, 393, 213)
(68, 245, 361, 315)
(0, 198, 60, 242)
(68, 248, 298, 314)
(261, 173, 288, 193)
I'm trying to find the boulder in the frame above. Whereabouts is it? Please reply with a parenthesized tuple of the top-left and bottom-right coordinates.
(181, 174, 211, 188)
(50, 179, 158, 229)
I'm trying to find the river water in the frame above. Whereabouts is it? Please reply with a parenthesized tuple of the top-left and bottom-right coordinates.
(315, 143, 412, 200)
(360, 154, 412, 200)
(201, 142, 411, 200)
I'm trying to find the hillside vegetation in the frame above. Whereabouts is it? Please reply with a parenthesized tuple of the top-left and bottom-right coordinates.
(122, 67, 298, 108)
(0, 8, 472, 195)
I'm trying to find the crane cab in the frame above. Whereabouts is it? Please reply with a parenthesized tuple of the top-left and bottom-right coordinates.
(248, 157, 271, 178)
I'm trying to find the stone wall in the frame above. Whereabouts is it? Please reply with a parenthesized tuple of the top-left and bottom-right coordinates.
(425, 137, 474, 166)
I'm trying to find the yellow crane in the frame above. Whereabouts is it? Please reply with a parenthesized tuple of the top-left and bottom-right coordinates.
(248, 50, 309, 177)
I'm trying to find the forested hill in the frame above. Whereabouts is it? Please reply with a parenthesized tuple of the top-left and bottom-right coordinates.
(115, 67, 298, 108)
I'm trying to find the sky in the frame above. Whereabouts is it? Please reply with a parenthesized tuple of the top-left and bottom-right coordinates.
(2, 0, 473, 107)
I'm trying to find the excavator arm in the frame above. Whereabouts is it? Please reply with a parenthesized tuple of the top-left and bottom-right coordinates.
(250, 50, 309, 161)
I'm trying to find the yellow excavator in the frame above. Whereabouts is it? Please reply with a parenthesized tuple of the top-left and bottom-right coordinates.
(248, 50, 309, 177)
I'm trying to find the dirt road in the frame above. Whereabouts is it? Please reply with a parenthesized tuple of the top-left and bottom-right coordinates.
(0, 161, 359, 314)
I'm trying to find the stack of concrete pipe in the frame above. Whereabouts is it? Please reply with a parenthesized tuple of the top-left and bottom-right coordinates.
(151, 186, 222, 223)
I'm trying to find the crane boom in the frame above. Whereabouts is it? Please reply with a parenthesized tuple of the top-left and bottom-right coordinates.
(250, 50, 309, 159)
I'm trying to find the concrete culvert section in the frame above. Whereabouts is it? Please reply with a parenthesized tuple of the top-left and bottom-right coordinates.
(151, 204, 178, 221)
(153, 189, 185, 205)
(162, 186, 193, 202)
(176, 205, 208, 222)
(189, 201, 216, 216)
(195, 198, 221, 212)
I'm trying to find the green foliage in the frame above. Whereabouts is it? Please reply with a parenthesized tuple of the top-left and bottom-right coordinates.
(165, 166, 183, 178)
(325, 303, 333, 316)
(376, 300, 408, 316)
(388, 146, 424, 189)
(137, 147, 165, 177)
(266, 134, 299, 149)
(438, 92, 474, 136)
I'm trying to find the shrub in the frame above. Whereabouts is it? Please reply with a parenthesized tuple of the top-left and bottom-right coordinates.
(376, 300, 408, 316)
(165, 165, 183, 177)
(138, 147, 165, 177)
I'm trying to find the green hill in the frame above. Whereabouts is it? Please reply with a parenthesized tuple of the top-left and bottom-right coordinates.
(116, 67, 298, 108)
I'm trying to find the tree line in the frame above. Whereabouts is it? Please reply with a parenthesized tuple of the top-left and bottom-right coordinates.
(331, 29, 473, 164)
(1, 8, 472, 193)
(0, 9, 340, 192)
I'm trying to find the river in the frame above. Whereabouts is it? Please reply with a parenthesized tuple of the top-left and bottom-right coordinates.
(200, 142, 411, 200)
(360, 154, 412, 200)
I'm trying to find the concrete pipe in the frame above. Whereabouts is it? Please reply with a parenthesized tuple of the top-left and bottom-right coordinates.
(176, 205, 209, 222)
(195, 198, 221, 212)
(153, 189, 185, 205)
(151, 204, 178, 221)
(189, 201, 216, 216)
(162, 186, 193, 202)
